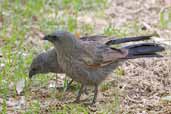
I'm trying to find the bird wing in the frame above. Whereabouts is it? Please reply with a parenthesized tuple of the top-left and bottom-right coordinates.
(79, 41, 128, 68)
(80, 35, 114, 45)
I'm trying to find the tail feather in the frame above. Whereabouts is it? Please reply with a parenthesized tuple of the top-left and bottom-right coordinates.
(105, 35, 152, 45)
(122, 43, 165, 58)
(125, 53, 163, 59)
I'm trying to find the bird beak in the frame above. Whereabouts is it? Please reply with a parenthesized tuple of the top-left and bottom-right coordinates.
(43, 35, 57, 42)
(43, 35, 51, 41)
(29, 70, 34, 79)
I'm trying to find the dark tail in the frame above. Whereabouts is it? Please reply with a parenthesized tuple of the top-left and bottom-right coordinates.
(122, 43, 165, 58)
(106, 35, 152, 45)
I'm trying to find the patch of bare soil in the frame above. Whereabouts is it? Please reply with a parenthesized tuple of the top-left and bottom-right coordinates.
(106, 0, 163, 27)
(118, 57, 171, 114)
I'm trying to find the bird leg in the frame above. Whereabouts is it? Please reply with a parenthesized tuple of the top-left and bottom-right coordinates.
(75, 84, 84, 102)
(91, 84, 98, 104)
(65, 79, 73, 90)
(83, 86, 88, 95)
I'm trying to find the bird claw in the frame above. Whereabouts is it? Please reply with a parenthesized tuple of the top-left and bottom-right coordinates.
(83, 87, 88, 95)
(64, 79, 73, 91)
(90, 99, 96, 105)
(73, 99, 80, 103)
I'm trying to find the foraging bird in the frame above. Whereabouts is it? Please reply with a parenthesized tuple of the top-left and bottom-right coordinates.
(29, 48, 74, 89)
(29, 34, 153, 86)
(29, 48, 63, 78)
(43, 30, 164, 104)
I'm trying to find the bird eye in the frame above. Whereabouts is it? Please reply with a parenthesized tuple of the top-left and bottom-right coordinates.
(32, 68, 37, 71)
(46, 35, 57, 39)
(51, 35, 57, 38)
(50, 35, 60, 41)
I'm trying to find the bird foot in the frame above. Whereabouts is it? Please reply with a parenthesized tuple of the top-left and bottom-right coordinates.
(73, 99, 80, 103)
(90, 100, 96, 105)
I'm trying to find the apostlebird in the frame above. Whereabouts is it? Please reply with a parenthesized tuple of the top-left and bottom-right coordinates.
(43, 31, 164, 104)
(29, 48, 74, 89)
(29, 48, 63, 78)
(29, 35, 153, 88)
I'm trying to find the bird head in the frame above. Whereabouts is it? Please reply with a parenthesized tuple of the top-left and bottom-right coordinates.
(43, 30, 78, 51)
(29, 54, 45, 79)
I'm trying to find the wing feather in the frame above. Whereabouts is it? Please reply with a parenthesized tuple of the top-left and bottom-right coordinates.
(79, 41, 128, 67)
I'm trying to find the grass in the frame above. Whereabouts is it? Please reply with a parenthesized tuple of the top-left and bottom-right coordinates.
(160, 7, 171, 29)
(0, 0, 156, 113)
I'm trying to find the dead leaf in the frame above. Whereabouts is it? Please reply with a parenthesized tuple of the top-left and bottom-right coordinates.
(31, 27, 45, 39)
(18, 96, 26, 107)
(7, 98, 18, 107)
(48, 80, 56, 88)
(0, 63, 5, 68)
(32, 15, 38, 22)
(16, 79, 25, 95)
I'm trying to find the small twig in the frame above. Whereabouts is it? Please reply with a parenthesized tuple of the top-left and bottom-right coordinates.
(126, 95, 143, 103)
(142, 22, 154, 31)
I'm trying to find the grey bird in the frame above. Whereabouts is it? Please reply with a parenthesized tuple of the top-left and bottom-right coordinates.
(29, 34, 153, 88)
(43, 30, 164, 104)
(29, 48, 63, 78)
(29, 48, 74, 89)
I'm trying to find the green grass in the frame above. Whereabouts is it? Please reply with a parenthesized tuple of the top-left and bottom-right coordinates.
(160, 7, 171, 29)
(0, 0, 151, 113)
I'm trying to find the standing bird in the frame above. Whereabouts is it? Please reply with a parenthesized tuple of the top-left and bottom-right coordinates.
(43, 31, 165, 104)
(43, 31, 164, 104)
(29, 34, 153, 88)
